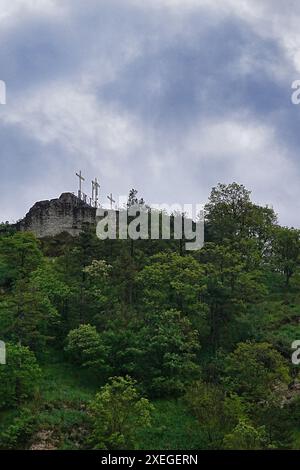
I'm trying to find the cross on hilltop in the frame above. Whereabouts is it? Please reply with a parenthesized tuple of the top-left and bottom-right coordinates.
(76, 171, 85, 199)
(92, 178, 100, 208)
(107, 193, 116, 209)
(75, 171, 116, 210)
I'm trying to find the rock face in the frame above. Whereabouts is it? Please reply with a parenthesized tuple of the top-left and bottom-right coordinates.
(17, 193, 97, 238)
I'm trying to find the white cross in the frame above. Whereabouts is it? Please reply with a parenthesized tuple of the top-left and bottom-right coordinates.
(107, 193, 116, 209)
(92, 177, 100, 207)
(76, 171, 85, 197)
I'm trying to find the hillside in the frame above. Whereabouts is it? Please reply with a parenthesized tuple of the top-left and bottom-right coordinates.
(1, 183, 300, 450)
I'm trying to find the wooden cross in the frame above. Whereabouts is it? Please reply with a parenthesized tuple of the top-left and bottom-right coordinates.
(76, 171, 85, 198)
(107, 193, 116, 210)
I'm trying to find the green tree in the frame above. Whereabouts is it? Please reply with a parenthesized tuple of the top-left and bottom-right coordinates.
(224, 342, 290, 406)
(100, 308, 200, 397)
(137, 252, 207, 330)
(185, 380, 247, 448)
(82, 260, 116, 328)
(223, 419, 269, 450)
(0, 343, 41, 409)
(89, 376, 153, 450)
(65, 324, 109, 376)
(30, 259, 70, 310)
(0, 277, 59, 351)
(197, 243, 267, 350)
(127, 189, 145, 208)
(272, 226, 300, 286)
(0, 232, 43, 287)
(205, 182, 276, 248)
(140, 309, 201, 397)
(185, 380, 225, 447)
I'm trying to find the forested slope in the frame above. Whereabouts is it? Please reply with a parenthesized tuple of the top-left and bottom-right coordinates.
(1, 183, 300, 450)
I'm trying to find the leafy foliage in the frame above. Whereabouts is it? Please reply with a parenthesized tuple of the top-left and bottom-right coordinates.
(0, 343, 41, 409)
(1, 182, 300, 450)
(89, 376, 153, 450)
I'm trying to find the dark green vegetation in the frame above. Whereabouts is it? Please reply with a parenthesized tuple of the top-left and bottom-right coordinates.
(1, 182, 300, 450)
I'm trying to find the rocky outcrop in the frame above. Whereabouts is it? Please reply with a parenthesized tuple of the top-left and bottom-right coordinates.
(17, 193, 96, 238)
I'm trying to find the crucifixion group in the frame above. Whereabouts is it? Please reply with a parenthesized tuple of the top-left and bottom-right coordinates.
(76, 171, 115, 209)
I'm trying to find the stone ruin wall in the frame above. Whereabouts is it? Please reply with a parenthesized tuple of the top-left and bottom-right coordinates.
(17, 193, 97, 238)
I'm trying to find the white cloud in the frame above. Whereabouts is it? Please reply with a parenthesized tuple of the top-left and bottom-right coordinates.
(1, 78, 299, 225)
(0, 80, 143, 179)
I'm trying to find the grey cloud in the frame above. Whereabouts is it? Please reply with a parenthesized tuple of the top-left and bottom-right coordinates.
(0, 0, 300, 226)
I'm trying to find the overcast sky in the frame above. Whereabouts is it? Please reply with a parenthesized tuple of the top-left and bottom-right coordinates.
(1, 0, 300, 226)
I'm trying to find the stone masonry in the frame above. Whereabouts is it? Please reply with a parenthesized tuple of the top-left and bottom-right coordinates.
(17, 193, 97, 238)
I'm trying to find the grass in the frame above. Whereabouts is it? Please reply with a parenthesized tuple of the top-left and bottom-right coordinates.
(137, 399, 203, 450)
(0, 358, 98, 450)
(40, 362, 204, 449)
(26, 358, 98, 449)
(40, 361, 97, 404)
(0, 353, 205, 450)
(37, 360, 204, 450)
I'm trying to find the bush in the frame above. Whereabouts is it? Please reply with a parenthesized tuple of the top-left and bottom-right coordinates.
(0, 408, 37, 449)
